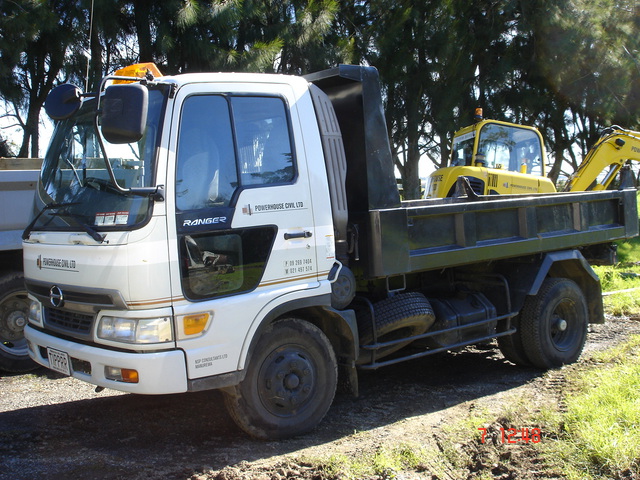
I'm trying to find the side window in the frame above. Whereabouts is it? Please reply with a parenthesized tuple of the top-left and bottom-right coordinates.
(515, 136, 543, 175)
(176, 96, 238, 211)
(451, 137, 475, 166)
(175, 95, 295, 212)
(232, 96, 294, 186)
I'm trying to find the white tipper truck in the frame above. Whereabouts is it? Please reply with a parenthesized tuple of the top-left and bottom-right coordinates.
(0, 158, 40, 372)
(23, 64, 638, 438)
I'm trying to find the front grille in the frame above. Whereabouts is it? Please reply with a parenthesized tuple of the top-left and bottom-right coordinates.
(44, 307, 94, 335)
(465, 176, 485, 195)
(27, 283, 116, 307)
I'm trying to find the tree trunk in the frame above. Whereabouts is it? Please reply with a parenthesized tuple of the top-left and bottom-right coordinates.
(401, 140, 422, 200)
(135, 0, 154, 62)
(24, 102, 40, 158)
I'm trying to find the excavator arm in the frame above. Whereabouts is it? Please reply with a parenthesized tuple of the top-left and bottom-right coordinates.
(563, 127, 640, 192)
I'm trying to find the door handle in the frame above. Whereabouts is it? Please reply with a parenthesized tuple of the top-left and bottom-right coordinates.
(284, 231, 313, 240)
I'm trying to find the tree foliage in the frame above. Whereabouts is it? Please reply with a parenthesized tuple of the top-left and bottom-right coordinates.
(1, 0, 638, 199)
(0, 0, 82, 157)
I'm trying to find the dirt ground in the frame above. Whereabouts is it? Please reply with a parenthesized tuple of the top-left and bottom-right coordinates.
(1, 315, 639, 480)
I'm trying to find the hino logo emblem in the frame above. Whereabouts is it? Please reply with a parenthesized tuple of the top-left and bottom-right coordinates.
(49, 285, 65, 308)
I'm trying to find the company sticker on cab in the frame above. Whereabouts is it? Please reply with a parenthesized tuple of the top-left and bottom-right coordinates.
(242, 200, 306, 215)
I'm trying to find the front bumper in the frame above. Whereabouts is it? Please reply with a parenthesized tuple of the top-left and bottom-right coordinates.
(25, 325, 188, 394)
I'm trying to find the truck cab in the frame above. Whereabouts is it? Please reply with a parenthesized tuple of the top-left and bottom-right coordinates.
(24, 66, 344, 388)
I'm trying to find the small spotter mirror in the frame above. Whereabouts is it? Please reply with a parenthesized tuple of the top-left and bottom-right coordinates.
(45, 84, 82, 120)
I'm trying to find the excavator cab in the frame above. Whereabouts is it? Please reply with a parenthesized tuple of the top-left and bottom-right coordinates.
(426, 112, 556, 198)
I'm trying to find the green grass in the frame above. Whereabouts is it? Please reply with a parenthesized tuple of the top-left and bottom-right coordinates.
(593, 225, 640, 316)
(594, 263, 640, 316)
(308, 339, 640, 480)
(320, 442, 436, 479)
(543, 336, 640, 479)
(616, 238, 640, 264)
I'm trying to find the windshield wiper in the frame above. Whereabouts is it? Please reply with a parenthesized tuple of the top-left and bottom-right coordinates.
(50, 211, 106, 243)
(21, 202, 105, 244)
(22, 202, 79, 241)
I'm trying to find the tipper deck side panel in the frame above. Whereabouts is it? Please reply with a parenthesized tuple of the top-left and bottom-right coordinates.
(368, 189, 637, 277)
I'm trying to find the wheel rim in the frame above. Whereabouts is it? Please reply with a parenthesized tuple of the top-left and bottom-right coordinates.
(0, 290, 30, 357)
(258, 345, 316, 417)
(549, 299, 580, 352)
(333, 276, 351, 299)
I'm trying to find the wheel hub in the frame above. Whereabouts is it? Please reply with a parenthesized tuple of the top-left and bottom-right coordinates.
(0, 293, 29, 354)
(284, 373, 301, 389)
(260, 349, 315, 416)
(549, 301, 582, 353)
(554, 317, 568, 332)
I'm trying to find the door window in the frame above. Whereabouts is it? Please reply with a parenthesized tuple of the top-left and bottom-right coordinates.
(175, 94, 294, 212)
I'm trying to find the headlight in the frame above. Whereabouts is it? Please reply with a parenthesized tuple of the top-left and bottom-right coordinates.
(28, 300, 43, 326)
(98, 316, 173, 344)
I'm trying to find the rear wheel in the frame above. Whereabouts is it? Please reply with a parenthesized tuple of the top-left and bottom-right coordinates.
(497, 315, 531, 366)
(224, 318, 337, 439)
(520, 278, 588, 369)
(0, 272, 37, 373)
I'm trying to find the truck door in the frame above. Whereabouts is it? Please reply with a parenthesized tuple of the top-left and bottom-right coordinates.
(168, 82, 323, 379)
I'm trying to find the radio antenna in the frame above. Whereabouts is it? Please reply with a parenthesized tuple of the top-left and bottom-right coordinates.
(85, 0, 95, 91)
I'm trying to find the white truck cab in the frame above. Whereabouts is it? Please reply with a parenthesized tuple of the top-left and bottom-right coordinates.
(25, 67, 349, 438)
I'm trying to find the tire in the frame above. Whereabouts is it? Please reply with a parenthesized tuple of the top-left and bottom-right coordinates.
(357, 292, 435, 359)
(497, 315, 532, 367)
(331, 266, 356, 310)
(0, 271, 38, 373)
(520, 278, 588, 369)
(224, 318, 337, 439)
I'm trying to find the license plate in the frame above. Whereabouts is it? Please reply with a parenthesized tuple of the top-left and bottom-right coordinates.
(47, 348, 71, 376)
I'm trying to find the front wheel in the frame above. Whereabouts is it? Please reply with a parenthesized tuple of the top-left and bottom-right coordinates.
(0, 271, 38, 373)
(224, 318, 337, 439)
(520, 278, 588, 369)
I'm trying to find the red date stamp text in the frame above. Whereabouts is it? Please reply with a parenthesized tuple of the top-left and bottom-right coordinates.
(478, 427, 542, 444)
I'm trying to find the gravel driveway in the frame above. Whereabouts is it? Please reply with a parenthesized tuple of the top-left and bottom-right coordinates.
(2, 315, 638, 480)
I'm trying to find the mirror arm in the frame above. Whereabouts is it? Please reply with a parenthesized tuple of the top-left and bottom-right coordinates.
(95, 74, 158, 112)
(91, 113, 164, 201)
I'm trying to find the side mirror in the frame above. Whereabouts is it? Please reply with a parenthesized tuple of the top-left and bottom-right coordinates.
(101, 84, 148, 144)
(45, 84, 82, 120)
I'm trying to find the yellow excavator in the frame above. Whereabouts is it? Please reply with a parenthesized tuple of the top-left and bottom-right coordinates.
(425, 109, 640, 198)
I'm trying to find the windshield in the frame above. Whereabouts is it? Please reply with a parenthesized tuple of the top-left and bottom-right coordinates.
(35, 87, 167, 232)
(478, 124, 543, 175)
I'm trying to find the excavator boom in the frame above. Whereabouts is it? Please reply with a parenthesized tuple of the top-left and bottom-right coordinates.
(563, 127, 640, 192)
